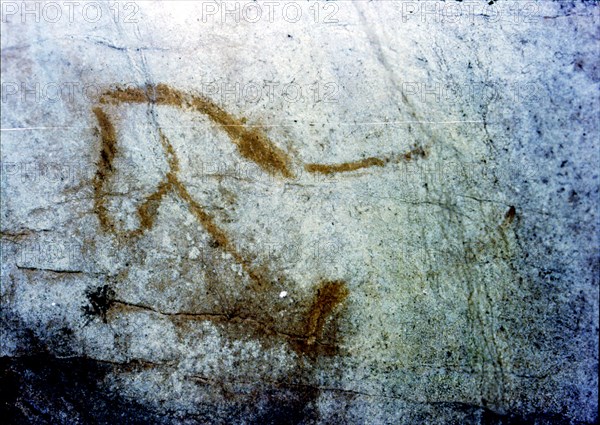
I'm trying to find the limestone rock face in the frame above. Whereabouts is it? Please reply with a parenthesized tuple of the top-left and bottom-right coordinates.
(1, 1, 598, 423)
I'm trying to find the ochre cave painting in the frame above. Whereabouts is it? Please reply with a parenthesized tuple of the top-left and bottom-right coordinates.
(91, 84, 427, 357)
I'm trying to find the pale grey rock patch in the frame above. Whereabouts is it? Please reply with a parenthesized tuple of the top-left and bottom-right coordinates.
(1, 1, 598, 423)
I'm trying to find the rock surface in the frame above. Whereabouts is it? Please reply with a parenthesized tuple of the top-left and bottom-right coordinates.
(1, 1, 598, 423)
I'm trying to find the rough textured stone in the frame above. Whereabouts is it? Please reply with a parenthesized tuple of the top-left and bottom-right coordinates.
(1, 1, 598, 423)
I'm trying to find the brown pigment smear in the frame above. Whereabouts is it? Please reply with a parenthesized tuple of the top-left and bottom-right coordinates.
(305, 145, 427, 175)
(304, 157, 386, 175)
(135, 179, 172, 235)
(112, 291, 346, 357)
(100, 84, 428, 179)
(402, 145, 427, 161)
(92, 106, 176, 237)
(92, 87, 357, 358)
(171, 174, 267, 288)
(291, 280, 349, 356)
(158, 128, 180, 172)
(93, 85, 427, 287)
(92, 107, 118, 231)
(92, 105, 269, 287)
(99, 86, 151, 104)
(100, 84, 293, 178)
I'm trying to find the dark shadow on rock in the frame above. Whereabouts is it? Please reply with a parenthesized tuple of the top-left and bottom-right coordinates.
(0, 354, 167, 425)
